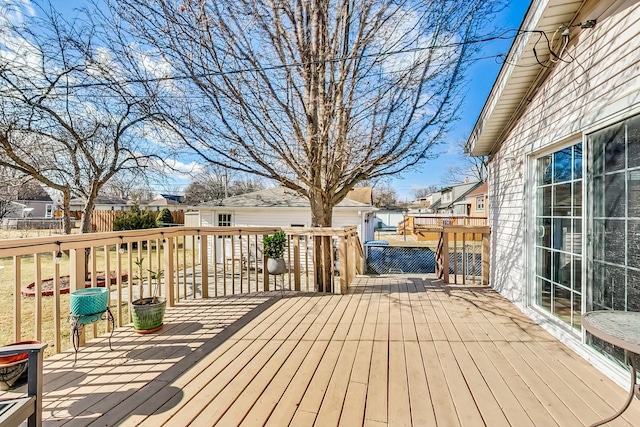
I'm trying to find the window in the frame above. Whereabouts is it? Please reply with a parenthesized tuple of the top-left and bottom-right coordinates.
(476, 196, 485, 212)
(217, 213, 232, 227)
(442, 191, 452, 202)
(45, 204, 55, 219)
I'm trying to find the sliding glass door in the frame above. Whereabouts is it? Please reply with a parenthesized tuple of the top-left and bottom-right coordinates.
(534, 143, 583, 330)
(590, 116, 640, 313)
(531, 114, 640, 362)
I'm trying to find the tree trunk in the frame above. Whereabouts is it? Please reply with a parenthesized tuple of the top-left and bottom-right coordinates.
(79, 189, 100, 280)
(61, 190, 72, 235)
(79, 188, 99, 234)
(310, 192, 334, 292)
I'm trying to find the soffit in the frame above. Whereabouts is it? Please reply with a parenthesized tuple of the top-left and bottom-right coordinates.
(466, 0, 585, 156)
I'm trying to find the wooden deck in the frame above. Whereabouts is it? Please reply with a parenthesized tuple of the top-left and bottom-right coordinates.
(15, 276, 640, 426)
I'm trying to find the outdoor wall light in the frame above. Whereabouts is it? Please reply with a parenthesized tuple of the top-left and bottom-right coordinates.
(54, 242, 63, 264)
(504, 155, 522, 169)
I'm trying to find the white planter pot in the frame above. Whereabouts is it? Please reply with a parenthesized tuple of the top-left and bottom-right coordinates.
(267, 257, 287, 275)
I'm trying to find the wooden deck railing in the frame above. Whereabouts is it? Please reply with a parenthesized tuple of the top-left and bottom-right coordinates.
(436, 225, 490, 285)
(399, 215, 487, 241)
(0, 226, 363, 355)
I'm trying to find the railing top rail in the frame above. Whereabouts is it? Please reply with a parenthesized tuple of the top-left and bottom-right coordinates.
(0, 225, 360, 257)
(442, 225, 490, 234)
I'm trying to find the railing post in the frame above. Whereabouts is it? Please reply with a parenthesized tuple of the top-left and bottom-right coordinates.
(53, 254, 61, 353)
(13, 255, 21, 343)
(201, 235, 209, 298)
(442, 229, 450, 284)
(164, 236, 175, 307)
(348, 234, 356, 284)
(69, 248, 86, 347)
(34, 253, 42, 341)
(116, 246, 123, 326)
(293, 236, 301, 291)
(263, 255, 269, 291)
(482, 232, 490, 285)
(103, 245, 112, 332)
(339, 235, 348, 294)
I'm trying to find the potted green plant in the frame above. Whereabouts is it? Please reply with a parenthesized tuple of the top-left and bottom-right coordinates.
(263, 230, 287, 275)
(130, 257, 166, 334)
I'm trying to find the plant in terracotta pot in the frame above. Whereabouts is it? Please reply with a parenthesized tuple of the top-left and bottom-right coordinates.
(263, 230, 287, 275)
(131, 257, 166, 334)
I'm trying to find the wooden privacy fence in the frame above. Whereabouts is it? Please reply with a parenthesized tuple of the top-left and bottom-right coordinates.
(91, 210, 185, 232)
(436, 225, 490, 285)
(0, 225, 364, 355)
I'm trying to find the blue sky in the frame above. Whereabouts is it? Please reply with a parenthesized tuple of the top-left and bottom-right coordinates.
(26, 1, 530, 198)
(389, 1, 531, 201)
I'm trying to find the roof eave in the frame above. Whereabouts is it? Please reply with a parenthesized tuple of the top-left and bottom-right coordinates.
(465, 0, 584, 157)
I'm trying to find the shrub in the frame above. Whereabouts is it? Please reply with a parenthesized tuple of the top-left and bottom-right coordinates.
(263, 230, 287, 259)
(113, 205, 157, 231)
(156, 208, 173, 226)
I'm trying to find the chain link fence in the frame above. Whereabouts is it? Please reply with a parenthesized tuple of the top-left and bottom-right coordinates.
(365, 243, 482, 276)
(365, 243, 436, 274)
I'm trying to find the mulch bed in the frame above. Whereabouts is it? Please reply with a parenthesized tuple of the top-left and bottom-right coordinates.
(21, 271, 129, 297)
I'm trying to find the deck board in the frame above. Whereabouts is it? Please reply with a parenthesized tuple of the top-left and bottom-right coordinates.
(20, 276, 640, 427)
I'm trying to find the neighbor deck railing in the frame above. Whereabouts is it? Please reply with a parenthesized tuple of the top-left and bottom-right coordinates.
(399, 215, 487, 241)
(0, 226, 363, 355)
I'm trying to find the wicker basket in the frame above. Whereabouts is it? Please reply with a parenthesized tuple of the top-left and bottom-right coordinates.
(131, 297, 167, 333)
(70, 288, 109, 316)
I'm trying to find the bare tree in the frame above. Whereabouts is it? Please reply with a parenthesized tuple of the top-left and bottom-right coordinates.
(101, 173, 154, 201)
(412, 185, 438, 200)
(184, 166, 265, 204)
(0, 167, 27, 221)
(0, 1, 164, 233)
(372, 184, 399, 207)
(116, 0, 501, 223)
(114, 0, 501, 289)
(183, 181, 226, 205)
(442, 139, 488, 185)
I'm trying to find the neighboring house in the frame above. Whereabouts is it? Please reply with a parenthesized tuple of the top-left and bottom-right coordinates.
(193, 186, 376, 261)
(69, 195, 130, 212)
(466, 0, 637, 385)
(406, 193, 437, 215)
(436, 181, 483, 215)
(465, 182, 488, 218)
(13, 182, 56, 219)
(408, 182, 482, 216)
(2, 182, 65, 229)
(147, 194, 186, 211)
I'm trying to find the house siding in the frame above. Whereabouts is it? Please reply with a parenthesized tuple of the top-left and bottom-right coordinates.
(197, 207, 373, 265)
(489, 0, 640, 307)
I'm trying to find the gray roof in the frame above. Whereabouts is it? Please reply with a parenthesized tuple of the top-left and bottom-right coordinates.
(197, 187, 372, 209)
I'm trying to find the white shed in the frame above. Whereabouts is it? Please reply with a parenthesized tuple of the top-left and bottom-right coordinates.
(192, 187, 376, 262)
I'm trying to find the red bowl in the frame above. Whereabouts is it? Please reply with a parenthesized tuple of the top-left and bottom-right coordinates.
(0, 340, 40, 365)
